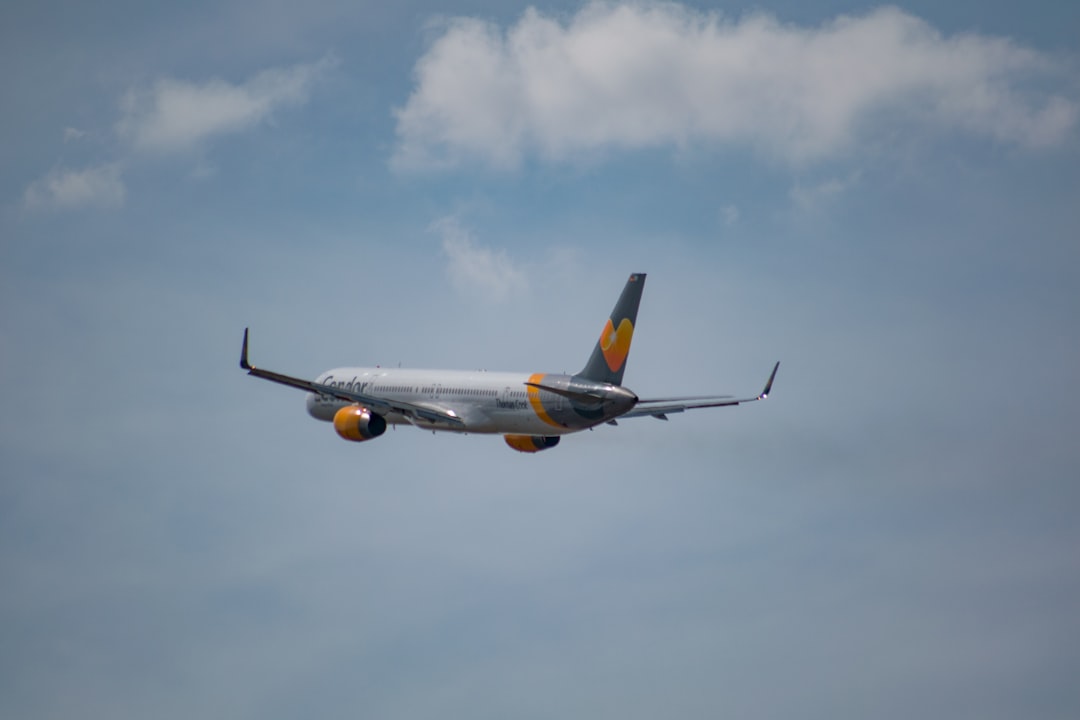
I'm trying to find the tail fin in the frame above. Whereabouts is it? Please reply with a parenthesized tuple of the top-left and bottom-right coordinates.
(577, 273, 646, 386)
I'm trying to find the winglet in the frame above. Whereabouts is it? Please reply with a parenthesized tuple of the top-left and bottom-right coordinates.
(240, 328, 253, 370)
(759, 361, 780, 400)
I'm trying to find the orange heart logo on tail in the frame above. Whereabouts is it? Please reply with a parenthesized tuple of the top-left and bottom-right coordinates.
(600, 318, 634, 372)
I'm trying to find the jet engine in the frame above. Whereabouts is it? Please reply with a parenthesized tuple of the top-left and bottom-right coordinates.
(333, 405, 387, 442)
(504, 434, 561, 453)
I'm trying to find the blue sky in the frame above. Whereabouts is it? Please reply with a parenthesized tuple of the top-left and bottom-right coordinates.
(2, 1, 1079, 718)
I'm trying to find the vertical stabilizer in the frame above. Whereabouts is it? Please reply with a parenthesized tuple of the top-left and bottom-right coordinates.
(577, 273, 646, 386)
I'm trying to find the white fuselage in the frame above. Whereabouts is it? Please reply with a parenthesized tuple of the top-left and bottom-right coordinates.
(306, 367, 590, 435)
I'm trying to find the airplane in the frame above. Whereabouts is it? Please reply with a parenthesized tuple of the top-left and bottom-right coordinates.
(240, 273, 779, 452)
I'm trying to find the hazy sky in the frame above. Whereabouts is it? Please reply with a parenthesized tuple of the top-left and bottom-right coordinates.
(2, 2, 1078, 718)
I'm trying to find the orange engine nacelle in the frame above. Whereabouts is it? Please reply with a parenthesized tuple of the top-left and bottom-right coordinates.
(504, 434, 561, 453)
(333, 406, 387, 442)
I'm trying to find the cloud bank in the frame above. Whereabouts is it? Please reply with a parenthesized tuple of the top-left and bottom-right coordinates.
(393, 3, 1077, 169)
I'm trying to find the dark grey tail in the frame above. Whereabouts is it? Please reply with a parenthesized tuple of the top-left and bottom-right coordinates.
(577, 273, 646, 386)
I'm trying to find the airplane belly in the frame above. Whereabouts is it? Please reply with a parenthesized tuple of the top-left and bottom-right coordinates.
(488, 406, 577, 435)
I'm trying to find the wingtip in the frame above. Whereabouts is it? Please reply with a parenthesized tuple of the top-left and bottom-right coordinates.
(759, 361, 780, 399)
(240, 328, 252, 370)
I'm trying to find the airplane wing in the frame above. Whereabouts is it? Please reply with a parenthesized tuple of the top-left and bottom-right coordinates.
(239, 329, 465, 427)
(622, 362, 779, 420)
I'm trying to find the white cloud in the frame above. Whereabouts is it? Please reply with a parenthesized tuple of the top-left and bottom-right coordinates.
(432, 217, 528, 301)
(22, 58, 332, 212)
(720, 204, 739, 226)
(790, 171, 862, 212)
(117, 57, 333, 153)
(393, 3, 1077, 170)
(23, 164, 126, 211)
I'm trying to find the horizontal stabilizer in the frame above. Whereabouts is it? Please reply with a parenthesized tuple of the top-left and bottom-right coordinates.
(524, 381, 606, 404)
